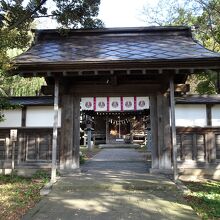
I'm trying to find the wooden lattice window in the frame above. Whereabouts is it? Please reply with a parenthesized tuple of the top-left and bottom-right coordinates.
(215, 134, 220, 160)
(0, 139, 5, 160)
(26, 133, 52, 161)
(196, 134, 205, 161)
(182, 134, 193, 160)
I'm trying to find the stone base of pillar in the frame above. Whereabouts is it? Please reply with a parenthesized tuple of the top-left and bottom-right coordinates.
(149, 168, 173, 175)
(58, 168, 81, 176)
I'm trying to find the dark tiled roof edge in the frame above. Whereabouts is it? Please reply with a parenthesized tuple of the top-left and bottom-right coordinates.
(8, 96, 54, 106)
(176, 95, 220, 104)
(33, 26, 192, 41)
(6, 95, 220, 106)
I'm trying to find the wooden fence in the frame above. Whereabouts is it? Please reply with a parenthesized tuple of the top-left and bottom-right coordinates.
(0, 127, 219, 169)
(176, 127, 220, 168)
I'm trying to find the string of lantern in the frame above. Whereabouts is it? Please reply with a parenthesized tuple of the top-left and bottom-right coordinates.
(108, 118, 130, 125)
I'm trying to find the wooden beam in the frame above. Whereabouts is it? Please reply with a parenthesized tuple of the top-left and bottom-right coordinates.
(69, 84, 160, 96)
(217, 71, 220, 93)
(21, 107, 27, 127)
(106, 116, 109, 144)
(150, 95, 159, 169)
(170, 76, 178, 181)
(206, 104, 212, 126)
(51, 78, 59, 183)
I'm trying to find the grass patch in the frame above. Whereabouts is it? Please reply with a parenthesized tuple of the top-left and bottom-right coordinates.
(0, 170, 50, 220)
(182, 180, 220, 220)
(135, 145, 147, 152)
(80, 146, 101, 164)
(135, 145, 151, 161)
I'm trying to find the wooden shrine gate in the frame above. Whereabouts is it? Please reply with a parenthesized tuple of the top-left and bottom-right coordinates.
(11, 27, 220, 180)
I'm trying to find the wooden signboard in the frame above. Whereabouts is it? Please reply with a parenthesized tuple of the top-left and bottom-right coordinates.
(10, 129, 18, 141)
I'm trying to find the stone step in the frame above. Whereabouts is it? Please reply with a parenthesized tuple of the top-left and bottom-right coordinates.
(98, 144, 140, 148)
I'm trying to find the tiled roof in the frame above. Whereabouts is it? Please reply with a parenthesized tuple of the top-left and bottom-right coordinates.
(9, 96, 53, 106)
(13, 27, 220, 65)
(176, 95, 220, 104)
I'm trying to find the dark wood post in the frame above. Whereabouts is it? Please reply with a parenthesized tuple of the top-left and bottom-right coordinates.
(150, 95, 159, 169)
(60, 94, 80, 170)
(162, 93, 172, 169)
(170, 77, 178, 181)
(206, 131, 215, 163)
(21, 107, 26, 127)
(72, 95, 80, 168)
(51, 78, 59, 183)
(157, 93, 172, 170)
(106, 116, 109, 144)
(217, 71, 220, 94)
(206, 104, 212, 126)
(60, 94, 73, 169)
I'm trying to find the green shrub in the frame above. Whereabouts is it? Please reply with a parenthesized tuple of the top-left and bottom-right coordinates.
(32, 170, 50, 183)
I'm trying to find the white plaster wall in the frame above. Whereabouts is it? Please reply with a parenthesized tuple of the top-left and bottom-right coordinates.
(211, 105, 220, 126)
(175, 104, 207, 127)
(0, 109, 22, 127)
(26, 106, 61, 127)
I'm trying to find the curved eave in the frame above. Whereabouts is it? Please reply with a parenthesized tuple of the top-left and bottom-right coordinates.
(11, 57, 220, 75)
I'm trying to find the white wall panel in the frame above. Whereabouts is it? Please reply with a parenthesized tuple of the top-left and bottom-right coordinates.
(0, 109, 22, 127)
(212, 105, 220, 126)
(175, 104, 207, 127)
(26, 106, 61, 127)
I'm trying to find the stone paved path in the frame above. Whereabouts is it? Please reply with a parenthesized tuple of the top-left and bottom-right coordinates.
(23, 148, 200, 220)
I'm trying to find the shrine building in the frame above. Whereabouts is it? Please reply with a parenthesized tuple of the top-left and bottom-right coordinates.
(0, 26, 220, 178)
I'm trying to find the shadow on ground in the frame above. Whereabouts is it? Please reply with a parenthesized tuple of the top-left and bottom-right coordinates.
(23, 148, 200, 220)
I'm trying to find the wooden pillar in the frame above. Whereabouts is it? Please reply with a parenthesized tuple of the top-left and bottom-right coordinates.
(170, 77, 178, 181)
(87, 129, 92, 150)
(206, 131, 216, 163)
(51, 78, 59, 183)
(150, 95, 159, 169)
(157, 93, 172, 170)
(17, 134, 22, 165)
(106, 116, 109, 144)
(192, 134, 197, 160)
(206, 104, 212, 126)
(162, 93, 172, 169)
(157, 94, 163, 167)
(72, 95, 80, 168)
(21, 107, 26, 127)
(60, 94, 80, 170)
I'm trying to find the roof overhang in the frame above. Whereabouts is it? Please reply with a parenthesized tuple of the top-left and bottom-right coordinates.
(10, 26, 220, 80)
(12, 58, 220, 77)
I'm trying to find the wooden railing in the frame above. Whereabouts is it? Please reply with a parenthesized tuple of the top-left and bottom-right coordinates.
(176, 127, 220, 166)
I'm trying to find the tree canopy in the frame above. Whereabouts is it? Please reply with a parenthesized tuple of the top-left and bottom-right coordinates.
(143, 0, 220, 94)
(0, 0, 104, 95)
(0, 0, 103, 120)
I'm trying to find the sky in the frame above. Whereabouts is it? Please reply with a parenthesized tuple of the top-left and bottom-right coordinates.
(35, 0, 159, 29)
(98, 0, 153, 28)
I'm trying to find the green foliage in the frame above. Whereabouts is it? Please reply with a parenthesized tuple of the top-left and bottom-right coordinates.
(143, 0, 220, 94)
(0, 173, 48, 219)
(0, 0, 103, 114)
(2, 75, 46, 96)
(53, 0, 104, 28)
(183, 180, 220, 219)
(80, 152, 86, 164)
(196, 71, 218, 94)
(32, 169, 50, 183)
(0, 173, 28, 183)
(79, 145, 101, 164)
(0, 96, 20, 121)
